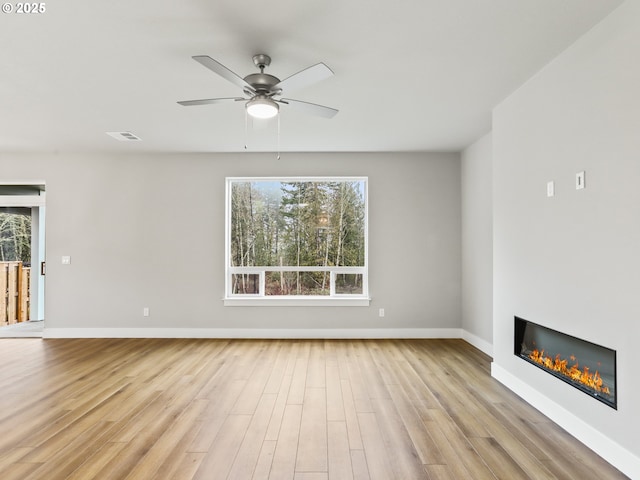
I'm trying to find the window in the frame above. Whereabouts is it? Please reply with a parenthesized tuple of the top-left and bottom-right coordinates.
(225, 177, 369, 305)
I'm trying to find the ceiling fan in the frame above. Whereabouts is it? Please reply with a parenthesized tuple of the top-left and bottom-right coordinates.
(178, 54, 338, 119)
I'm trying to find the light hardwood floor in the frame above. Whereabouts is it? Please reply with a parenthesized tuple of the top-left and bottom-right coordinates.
(0, 338, 628, 479)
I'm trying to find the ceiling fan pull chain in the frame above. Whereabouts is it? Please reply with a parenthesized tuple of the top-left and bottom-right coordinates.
(244, 109, 249, 150)
(277, 114, 281, 160)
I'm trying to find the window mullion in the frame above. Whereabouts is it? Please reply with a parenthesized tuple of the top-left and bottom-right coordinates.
(260, 271, 265, 297)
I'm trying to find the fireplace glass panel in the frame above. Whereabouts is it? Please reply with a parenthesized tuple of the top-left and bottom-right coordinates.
(514, 316, 617, 409)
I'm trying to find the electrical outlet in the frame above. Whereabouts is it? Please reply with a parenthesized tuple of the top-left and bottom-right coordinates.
(379, 308, 385, 317)
(61, 256, 71, 265)
(143, 307, 150, 317)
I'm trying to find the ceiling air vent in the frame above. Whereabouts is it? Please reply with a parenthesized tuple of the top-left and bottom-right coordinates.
(106, 131, 142, 141)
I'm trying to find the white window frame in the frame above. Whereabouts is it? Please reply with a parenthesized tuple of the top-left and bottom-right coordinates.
(224, 176, 370, 306)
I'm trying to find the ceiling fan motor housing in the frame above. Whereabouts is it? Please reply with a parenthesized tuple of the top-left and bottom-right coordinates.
(243, 73, 281, 96)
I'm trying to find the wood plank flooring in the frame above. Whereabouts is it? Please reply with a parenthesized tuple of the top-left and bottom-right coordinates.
(0, 338, 628, 479)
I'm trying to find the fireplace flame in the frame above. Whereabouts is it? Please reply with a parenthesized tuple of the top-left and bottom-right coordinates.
(529, 349, 611, 395)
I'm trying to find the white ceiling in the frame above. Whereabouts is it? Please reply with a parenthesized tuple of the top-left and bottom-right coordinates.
(0, 0, 623, 154)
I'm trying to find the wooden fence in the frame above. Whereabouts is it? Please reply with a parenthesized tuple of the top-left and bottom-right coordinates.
(1, 262, 30, 326)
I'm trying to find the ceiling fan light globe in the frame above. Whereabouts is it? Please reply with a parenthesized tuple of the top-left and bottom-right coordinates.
(246, 97, 279, 119)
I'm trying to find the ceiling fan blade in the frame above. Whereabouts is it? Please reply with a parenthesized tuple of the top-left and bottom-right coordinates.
(274, 63, 334, 93)
(280, 98, 338, 118)
(192, 55, 256, 94)
(177, 97, 245, 106)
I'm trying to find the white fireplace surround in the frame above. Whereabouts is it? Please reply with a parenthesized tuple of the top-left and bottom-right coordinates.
(492, 364, 638, 478)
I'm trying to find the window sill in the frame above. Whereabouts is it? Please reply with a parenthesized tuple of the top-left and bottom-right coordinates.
(223, 296, 371, 307)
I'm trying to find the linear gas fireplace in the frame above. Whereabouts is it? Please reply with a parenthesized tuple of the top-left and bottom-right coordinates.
(514, 316, 617, 409)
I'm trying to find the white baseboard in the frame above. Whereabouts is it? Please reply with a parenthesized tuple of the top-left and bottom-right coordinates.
(42, 327, 465, 339)
(42, 327, 493, 354)
(491, 362, 640, 479)
(461, 330, 493, 357)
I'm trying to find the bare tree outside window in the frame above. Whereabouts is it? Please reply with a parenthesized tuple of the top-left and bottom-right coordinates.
(0, 211, 31, 263)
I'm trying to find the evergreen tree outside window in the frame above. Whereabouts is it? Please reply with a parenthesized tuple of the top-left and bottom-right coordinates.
(225, 177, 369, 305)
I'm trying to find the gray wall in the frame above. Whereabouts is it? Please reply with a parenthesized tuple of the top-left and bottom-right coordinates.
(461, 133, 493, 349)
(0, 151, 461, 332)
(493, 0, 639, 458)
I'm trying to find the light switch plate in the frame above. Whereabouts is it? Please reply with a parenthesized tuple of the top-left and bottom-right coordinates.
(576, 171, 585, 190)
(547, 181, 555, 197)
